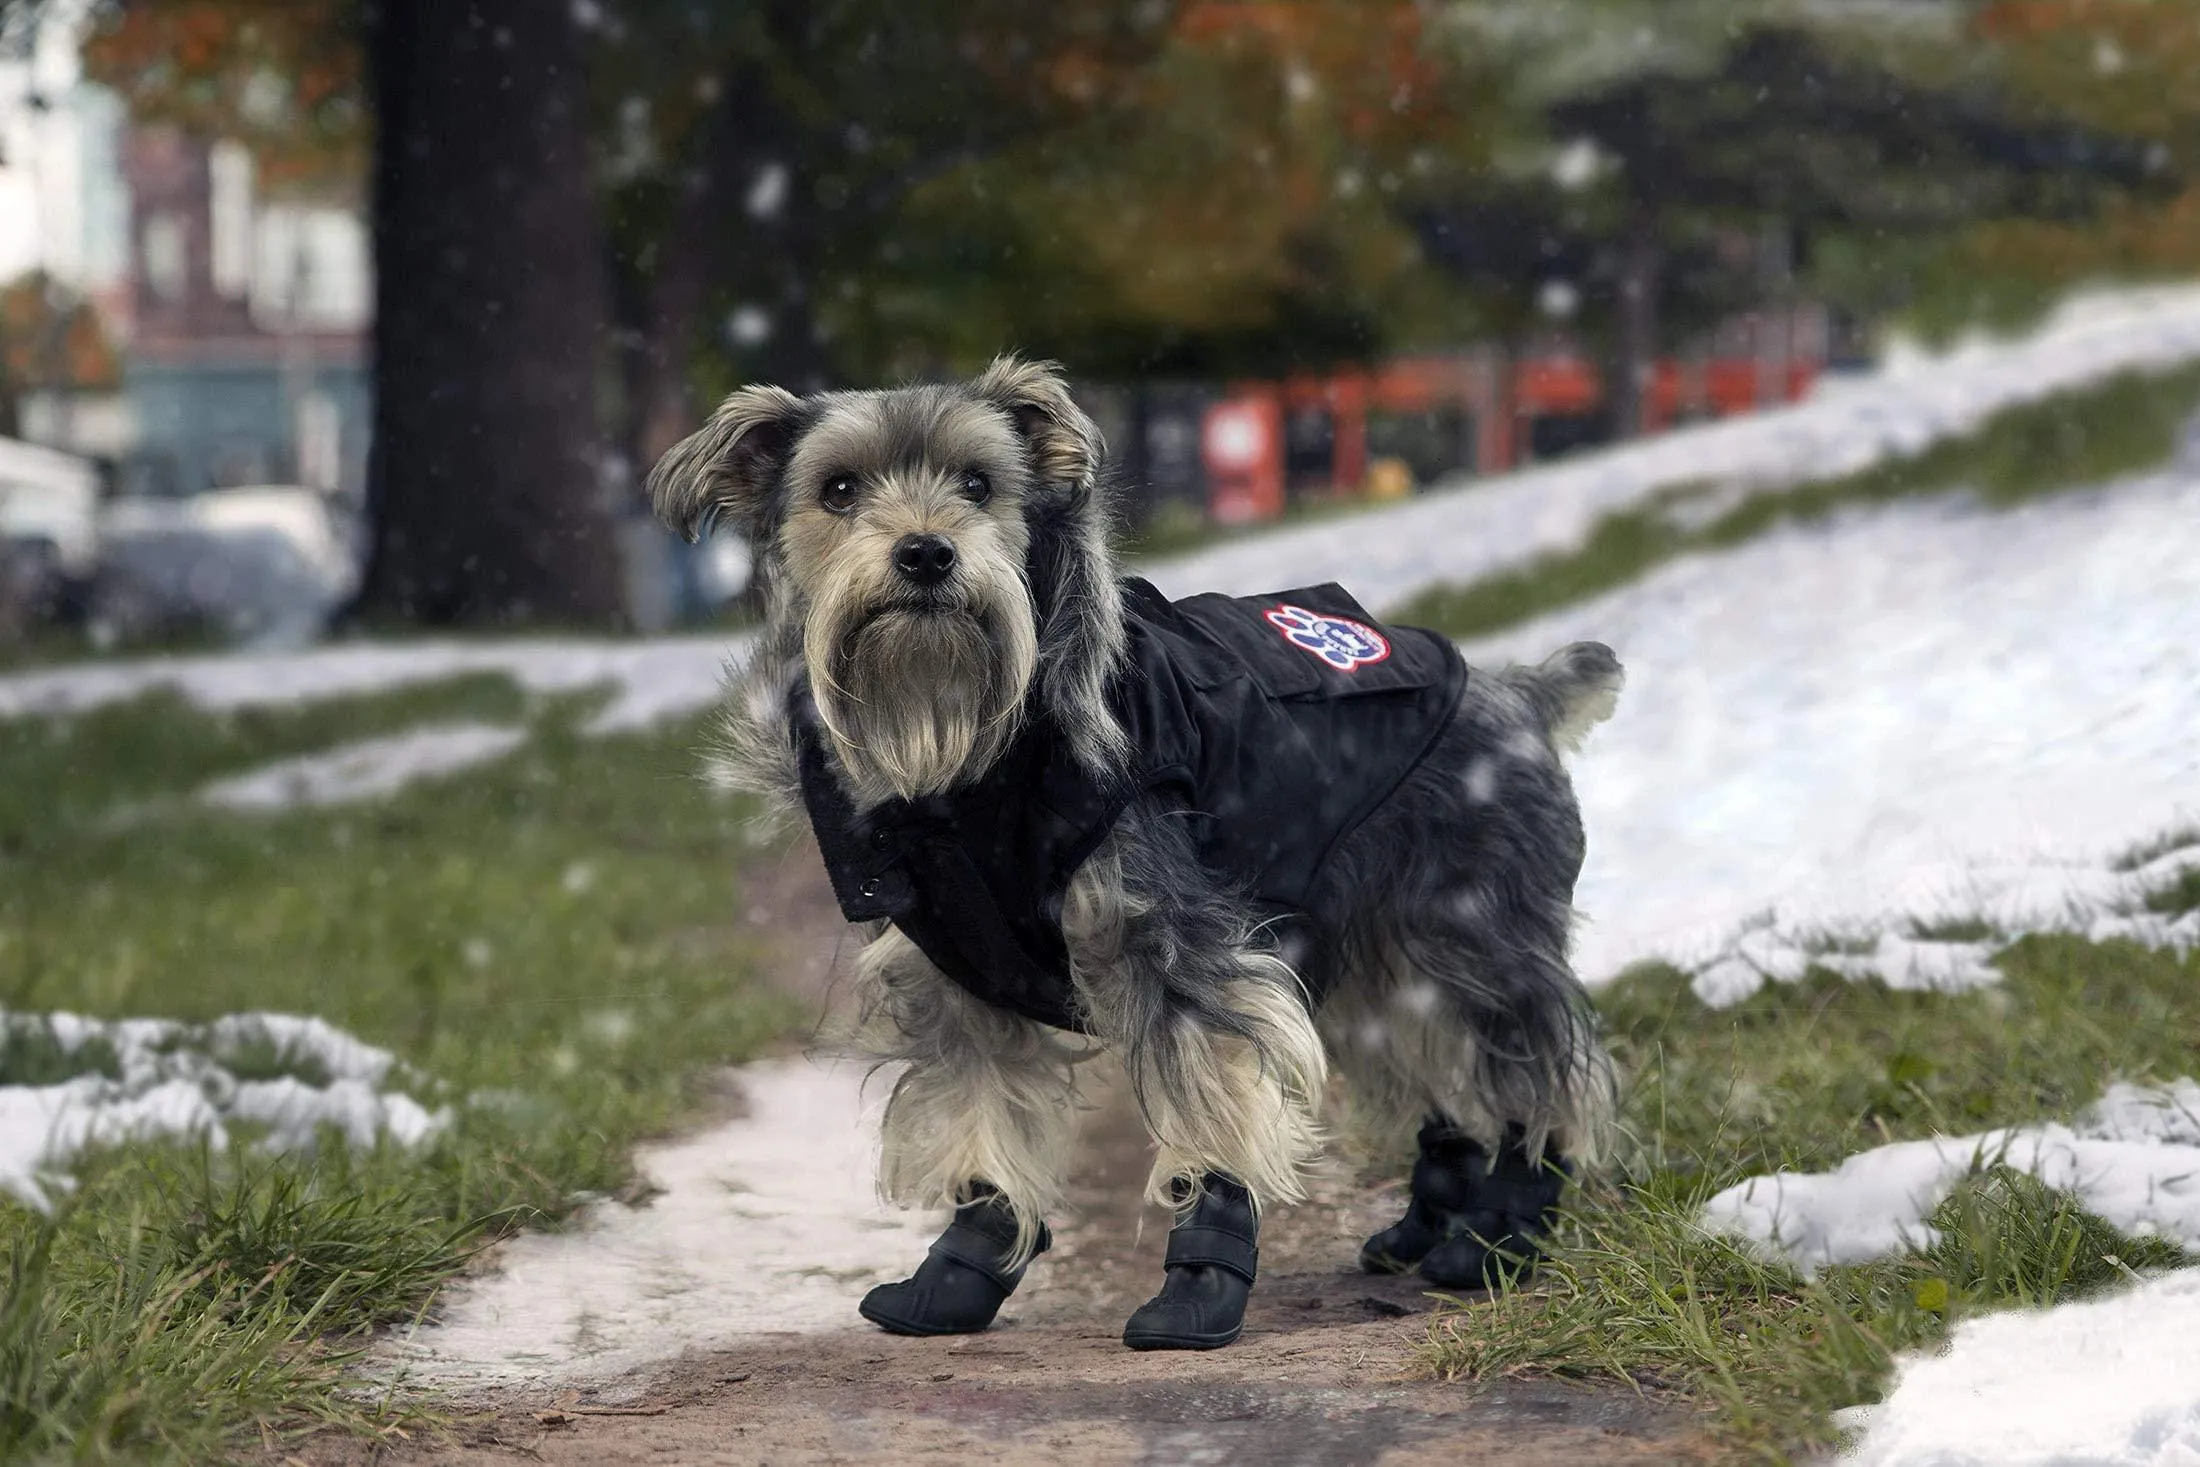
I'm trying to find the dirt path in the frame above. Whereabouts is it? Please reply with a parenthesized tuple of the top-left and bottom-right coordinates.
(325, 842, 1711, 1466)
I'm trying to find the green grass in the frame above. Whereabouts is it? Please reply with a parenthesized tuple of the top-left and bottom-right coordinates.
(2115, 826, 2200, 920)
(2145, 868, 2200, 919)
(0, 676, 798, 1461)
(2109, 826, 2200, 873)
(1393, 360, 2200, 640)
(0, 625, 231, 676)
(1421, 926, 2200, 1460)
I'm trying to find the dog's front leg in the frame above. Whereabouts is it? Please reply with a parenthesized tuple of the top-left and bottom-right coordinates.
(851, 927, 1077, 1336)
(1065, 804, 1327, 1350)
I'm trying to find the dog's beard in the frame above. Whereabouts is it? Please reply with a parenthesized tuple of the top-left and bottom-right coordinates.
(806, 585, 1038, 802)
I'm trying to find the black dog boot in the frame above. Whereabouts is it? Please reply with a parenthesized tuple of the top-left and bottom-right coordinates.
(1122, 1174, 1258, 1351)
(859, 1186, 1049, 1336)
(1360, 1118, 1570, 1290)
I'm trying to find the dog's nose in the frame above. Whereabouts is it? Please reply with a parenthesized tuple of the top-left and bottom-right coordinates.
(892, 533, 957, 587)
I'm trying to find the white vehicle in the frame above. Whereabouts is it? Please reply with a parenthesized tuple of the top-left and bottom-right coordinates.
(0, 434, 101, 580)
(96, 484, 364, 643)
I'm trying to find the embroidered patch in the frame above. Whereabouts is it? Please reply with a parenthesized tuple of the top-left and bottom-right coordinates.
(1264, 603, 1392, 671)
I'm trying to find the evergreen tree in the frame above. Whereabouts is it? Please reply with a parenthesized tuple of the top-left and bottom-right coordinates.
(1421, 3, 2174, 434)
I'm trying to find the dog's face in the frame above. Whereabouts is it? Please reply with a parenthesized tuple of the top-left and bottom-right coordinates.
(649, 358, 1114, 802)
(775, 387, 1042, 801)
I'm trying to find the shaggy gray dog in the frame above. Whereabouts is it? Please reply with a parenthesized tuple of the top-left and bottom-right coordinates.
(649, 357, 1619, 1352)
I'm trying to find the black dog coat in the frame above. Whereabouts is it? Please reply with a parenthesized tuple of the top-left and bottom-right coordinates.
(797, 578, 1469, 1031)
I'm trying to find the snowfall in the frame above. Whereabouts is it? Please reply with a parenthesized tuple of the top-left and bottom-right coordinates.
(8, 282, 2200, 1462)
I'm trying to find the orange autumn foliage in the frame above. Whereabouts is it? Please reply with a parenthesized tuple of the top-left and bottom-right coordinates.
(1972, 0, 2200, 143)
(80, 0, 365, 196)
(0, 275, 122, 394)
(1945, 2, 2200, 287)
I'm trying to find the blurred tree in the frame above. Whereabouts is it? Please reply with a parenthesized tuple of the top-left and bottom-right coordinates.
(79, 0, 365, 196)
(863, 0, 1506, 380)
(590, 0, 1185, 463)
(71, 0, 624, 623)
(1421, 3, 2172, 435)
(1975, 0, 2200, 148)
(1900, 1, 2200, 330)
(589, 0, 1512, 432)
(355, 0, 624, 624)
(0, 273, 121, 438)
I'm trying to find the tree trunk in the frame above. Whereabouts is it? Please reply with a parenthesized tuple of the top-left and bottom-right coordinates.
(1611, 205, 1660, 441)
(356, 0, 624, 625)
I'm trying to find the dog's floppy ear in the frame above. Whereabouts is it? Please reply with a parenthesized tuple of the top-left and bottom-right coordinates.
(969, 355, 1104, 495)
(971, 354, 1127, 771)
(647, 384, 806, 543)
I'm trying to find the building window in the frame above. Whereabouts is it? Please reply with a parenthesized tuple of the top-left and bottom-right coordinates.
(142, 212, 187, 301)
(295, 390, 342, 491)
(251, 205, 371, 332)
(209, 140, 255, 298)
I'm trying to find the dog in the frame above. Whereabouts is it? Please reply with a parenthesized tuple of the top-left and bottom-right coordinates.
(649, 357, 1619, 1351)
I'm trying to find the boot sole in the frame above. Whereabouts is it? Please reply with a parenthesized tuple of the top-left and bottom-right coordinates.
(1420, 1245, 1543, 1292)
(1121, 1321, 1243, 1351)
(857, 1297, 998, 1337)
(1358, 1247, 1424, 1275)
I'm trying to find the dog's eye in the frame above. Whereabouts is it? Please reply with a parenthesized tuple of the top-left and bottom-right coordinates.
(820, 474, 861, 514)
(959, 469, 991, 505)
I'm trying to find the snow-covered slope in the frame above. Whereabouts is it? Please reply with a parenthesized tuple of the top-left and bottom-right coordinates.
(1466, 469, 2200, 988)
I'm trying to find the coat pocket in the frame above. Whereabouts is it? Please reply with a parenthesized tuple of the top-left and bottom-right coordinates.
(1171, 583, 1437, 700)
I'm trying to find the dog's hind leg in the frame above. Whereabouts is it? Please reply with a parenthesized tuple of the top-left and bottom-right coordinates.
(1318, 668, 1619, 1290)
(1064, 805, 1327, 1350)
(1333, 908, 1614, 1290)
(849, 927, 1077, 1336)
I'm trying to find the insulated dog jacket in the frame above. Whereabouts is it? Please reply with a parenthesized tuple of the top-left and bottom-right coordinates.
(797, 577, 1468, 1031)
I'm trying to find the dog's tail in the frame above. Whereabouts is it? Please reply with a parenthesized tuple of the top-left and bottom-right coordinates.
(1502, 641, 1624, 757)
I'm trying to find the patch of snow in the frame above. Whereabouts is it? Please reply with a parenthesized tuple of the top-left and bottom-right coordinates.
(1463, 470, 2200, 989)
(0, 1009, 444, 1209)
(1144, 282, 2200, 608)
(0, 634, 746, 734)
(199, 723, 529, 811)
(1840, 1267, 2200, 1467)
(385, 1057, 944, 1390)
(1701, 1079, 2200, 1275)
(1692, 930, 2004, 1008)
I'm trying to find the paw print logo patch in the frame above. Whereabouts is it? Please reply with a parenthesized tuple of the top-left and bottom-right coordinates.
(1264, 603, 1392, 672)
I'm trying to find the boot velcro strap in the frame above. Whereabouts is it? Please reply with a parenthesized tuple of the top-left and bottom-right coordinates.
(1164, 1224, 1258, 1283)
(1474, 1170, 1567, 1223)
(928, 1220, 1030, 1291)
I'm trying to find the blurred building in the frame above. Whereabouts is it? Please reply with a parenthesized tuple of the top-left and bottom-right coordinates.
(119, 128, 372, 502)
(0, 14, 132, 459)
(4, 19, 370, 501)
(0, 21, 129, 308)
